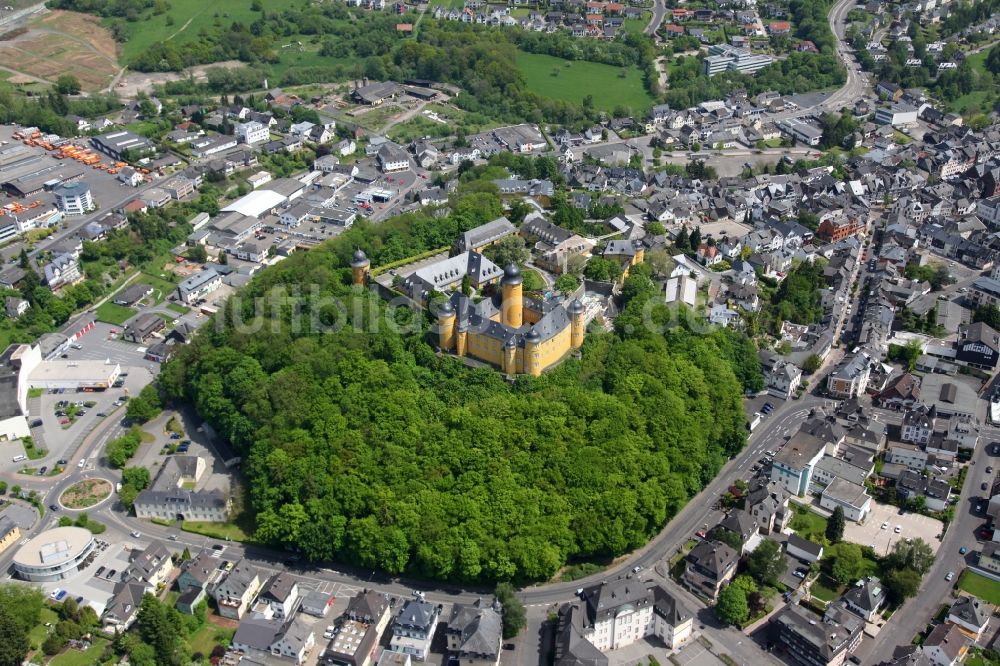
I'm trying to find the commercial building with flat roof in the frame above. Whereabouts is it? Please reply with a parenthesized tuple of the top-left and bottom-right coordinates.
(29, 359, 121, 390)
(14, 526, 95, 582)
(220, 189, 287, 218)
(92, 131, 155, 160)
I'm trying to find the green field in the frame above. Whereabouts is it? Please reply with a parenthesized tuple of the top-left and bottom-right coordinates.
(166, 303, 191, 315)
(183, 519, 251, 542)
(140, 271, 181, 304)
(810, 575, 840, 602)
(958, 570, 1000, 605)
(95, 302, 136, 325)
(188, 626, 236, 656)
(113, 0, 302, 61)
(28, 607, 59, 650)
(517, 51, 655, 112)
(50, 637, 110, 666)
(790, 503, 828, 544)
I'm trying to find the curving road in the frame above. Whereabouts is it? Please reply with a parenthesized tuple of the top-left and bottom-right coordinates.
(645, 0, 666, 36)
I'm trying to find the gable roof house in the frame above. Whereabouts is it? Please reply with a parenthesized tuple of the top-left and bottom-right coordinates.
(125, 541, 175, 591)
(255, 571, 300, 619)
(102, 581, 147, 631)
(213, 559, 263, 620)
(947, 596, 989, 641)
(446, 600, 503, 666)
(839, 576, 887, 623)
(683, 540, 738, 600)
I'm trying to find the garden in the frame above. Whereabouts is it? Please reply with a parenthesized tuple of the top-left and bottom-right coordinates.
(59, 479, 112, 509)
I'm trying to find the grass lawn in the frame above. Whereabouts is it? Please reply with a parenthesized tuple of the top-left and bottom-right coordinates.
(112, 0, 302, 62)
(893, 130, 912, 144)
(517, 51, 655, 112)
(183, 519, 252, 542)
(622, 14, 650, 36)
(790, 503, 828, 544)
(810, 575, 840, 602)
(139, 271, 182, 304)
(28, 607, 58, 650)
(95, 302, 136, 325)
(166, 303, 191, 315)
(28, 388, 43, 399)
(25, 442, 46, 460)
(958, 570, 1000, 605)
(189, 625, 236, 656)
(50, 637, 109, 666)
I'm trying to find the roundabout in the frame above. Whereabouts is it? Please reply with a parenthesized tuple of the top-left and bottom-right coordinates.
(58, 478, 113, 510)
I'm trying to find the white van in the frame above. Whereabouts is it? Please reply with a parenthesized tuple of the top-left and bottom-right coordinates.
(11, 455, 25, 463)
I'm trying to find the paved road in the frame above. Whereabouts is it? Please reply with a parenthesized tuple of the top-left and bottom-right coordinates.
(645, 0, 666, 36)
(768, 0, 869, 122)
(855, 421, 1000, 664)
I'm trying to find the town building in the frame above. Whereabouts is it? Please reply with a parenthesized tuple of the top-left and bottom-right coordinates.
(947, 596, 989, 641)
(390, 600, 440, 661)
(683, 540, 738, 600)
(213, 558, 263, 620)
(320, 590, 391, 666)
(0, 515, 20, 555)
(839, 576, 887, 623)
(446, 600, 503, 666)
(54, 182, 94, 216)
(769, 603, 863, 666)
(770, 431, 827, 496)
(13, 526, 95, 582)
(177, 268, 222, 304)
(434, 262, 586, 377)
(819, 478, 872, 523)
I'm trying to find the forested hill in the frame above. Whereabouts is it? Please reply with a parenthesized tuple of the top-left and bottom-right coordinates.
(159, 192, 753, 582)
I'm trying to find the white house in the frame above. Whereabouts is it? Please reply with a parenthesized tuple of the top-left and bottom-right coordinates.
(236, 121, 270, 145)
(820, 478, 871, 523)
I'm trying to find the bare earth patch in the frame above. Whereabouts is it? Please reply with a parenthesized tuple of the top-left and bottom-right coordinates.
(60, 479, 112, 509)
(0, 10, 119, 91)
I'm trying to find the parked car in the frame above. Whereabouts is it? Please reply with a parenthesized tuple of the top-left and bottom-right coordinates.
(982, 482, 989, 491)
(894, 525, 901, 533)
(945, 571, 954, 581)
(960, 546, 968, 554)
(988, 466, 994, 474)
(95, 566, 105, 577)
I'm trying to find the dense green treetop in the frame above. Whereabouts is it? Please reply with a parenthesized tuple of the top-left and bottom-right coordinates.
(159, 189, 749, 582)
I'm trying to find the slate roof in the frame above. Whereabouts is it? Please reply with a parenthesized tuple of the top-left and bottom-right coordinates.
(448, 602, 502, 658)
(841, 576, 886, 615)
(456, 217, 516, 252)
(949, 596, 988, 630)
(394, 600, 438, 632)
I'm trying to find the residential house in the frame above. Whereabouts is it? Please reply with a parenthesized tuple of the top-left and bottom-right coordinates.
(769, 603, 863, 666)
(102, 581, 146, 631)
(839, 576, 887, 623)
(446, 600, 503, 666)
(770, 431, 826, 497)
(820, 478, 872, 523)
(947, 596, 989, 641)
(786, 533, 824, 563)
(921, 623, 970, 666)
(683, 540, 738, 600)
(214, 559, 263, 620)
(232, 615, 316, 666)
(390, 600, 440, 661)
(901, 404, 937, 445)
(125, 541, 174, 591)
(768, 360, 803, 400)
(256, 572, 300, 619)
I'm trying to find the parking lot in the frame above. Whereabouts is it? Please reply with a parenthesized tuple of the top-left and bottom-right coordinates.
(844, 502, 943, 557)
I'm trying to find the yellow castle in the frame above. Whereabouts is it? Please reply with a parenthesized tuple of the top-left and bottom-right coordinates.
(436, 263, 585, 376)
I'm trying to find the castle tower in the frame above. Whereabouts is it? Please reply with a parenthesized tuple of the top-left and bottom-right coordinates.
(568, 299, 585, 349)
(524, 328, 541, 376)
(456, 320, 468, 357)
(437, 301, 456, 352)
(503, 337, 517, 374)
(501, 263, 523, 329)
(350, 248, 371, 286)
(634, 243, 645, 264)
